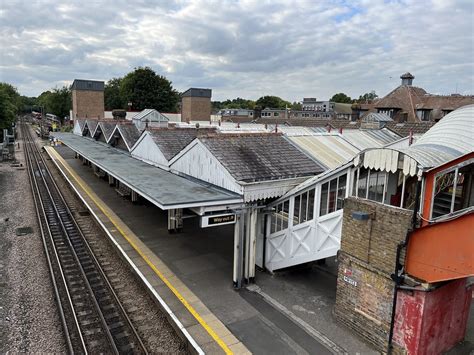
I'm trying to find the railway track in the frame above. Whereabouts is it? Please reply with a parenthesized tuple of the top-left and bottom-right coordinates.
(22, 122, 148, 354)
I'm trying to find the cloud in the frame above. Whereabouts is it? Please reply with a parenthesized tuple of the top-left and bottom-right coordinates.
(0, 0, 472, 100)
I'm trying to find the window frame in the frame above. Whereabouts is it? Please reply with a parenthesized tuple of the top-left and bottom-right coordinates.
(430, 159, 474, 220)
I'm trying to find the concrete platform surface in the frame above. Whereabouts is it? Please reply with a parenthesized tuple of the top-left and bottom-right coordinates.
(48, 144, 378, 354)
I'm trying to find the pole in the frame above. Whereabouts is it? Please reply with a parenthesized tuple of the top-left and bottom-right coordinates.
(236, 210, 245, 289)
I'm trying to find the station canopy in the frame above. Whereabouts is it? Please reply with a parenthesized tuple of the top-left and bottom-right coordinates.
(53, 133, 243, 209)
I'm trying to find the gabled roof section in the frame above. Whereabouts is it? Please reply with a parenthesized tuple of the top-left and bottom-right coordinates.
(132, 109, 169, 123)
(375, 85, 427, 122)
(198, 133, 325, 183)
(77, 119, 86, 132)
(98, 121, 117, 141)
(86, 120, 98, 137)
(148, 127, 216, 160)
(114, 124, 141, 150)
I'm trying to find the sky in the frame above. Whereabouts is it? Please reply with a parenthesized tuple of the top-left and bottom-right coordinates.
(1, 0, 473, 101)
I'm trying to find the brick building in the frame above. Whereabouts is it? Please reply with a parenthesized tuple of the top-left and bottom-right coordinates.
(71, 79, 105, 119)
(373, 73, 474, 123)
(334, 198, 413, 350)
(181, 88, 212, 122)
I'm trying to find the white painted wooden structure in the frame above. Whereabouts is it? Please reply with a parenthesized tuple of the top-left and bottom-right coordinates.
(265, 165, 352, 271)
(170, 138, 310, 203)
(130, 131, 169, 169)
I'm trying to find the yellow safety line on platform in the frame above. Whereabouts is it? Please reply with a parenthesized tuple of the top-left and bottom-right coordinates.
(47, 147, 234, 355)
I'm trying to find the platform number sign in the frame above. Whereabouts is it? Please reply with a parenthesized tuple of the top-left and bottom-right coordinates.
(200, 213, 236, 228)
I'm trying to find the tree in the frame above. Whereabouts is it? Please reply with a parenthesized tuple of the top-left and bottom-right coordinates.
(291, 101, 302, 110)
(0, 82, 20, 140)
(255, 95, 291, 109)
(37, 86, 71, 121)
(212, 97, 256, 111)
(19, 95, 38, 113)
(357, 91, 378, 103)
(105, 77, 125, 110)
(329, 93, 353, 104)
(120, 67, 179, 112)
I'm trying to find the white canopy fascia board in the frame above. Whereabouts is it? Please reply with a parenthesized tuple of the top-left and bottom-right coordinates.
(242, 176, 312, 203)
(169, 139, 243, 195)
(108, 124, 132, 151)
(129, 129, 149, 152)
(168, 137, 199, 165)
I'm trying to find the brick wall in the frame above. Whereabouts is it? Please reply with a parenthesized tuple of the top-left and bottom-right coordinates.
(72, 90, 105, 119)
(181, 96, 211, 122)
(334, 197, 412, 351)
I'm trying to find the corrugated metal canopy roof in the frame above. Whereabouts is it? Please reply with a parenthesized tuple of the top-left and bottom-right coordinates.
(288, 134, 360, 169)
(355, 105, 474, 174)
(340, 128, 399, 150)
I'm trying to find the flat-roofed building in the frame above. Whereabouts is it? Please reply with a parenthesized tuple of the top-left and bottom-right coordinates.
(181, 88, 212, 122)
(72, 79, 105, 120)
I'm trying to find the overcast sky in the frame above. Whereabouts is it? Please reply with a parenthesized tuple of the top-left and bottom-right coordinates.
(1, 0, 473, 101)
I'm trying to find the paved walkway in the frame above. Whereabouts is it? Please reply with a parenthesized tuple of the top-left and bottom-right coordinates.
(47, 144, 377, 354)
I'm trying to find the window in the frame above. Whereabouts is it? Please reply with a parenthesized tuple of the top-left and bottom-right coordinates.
(432, 162, 474, 219)
(416, 109, 432, 121)
(274, 112, 280, 117)
(368, 171, 386, 203)
(356, 168, 369, 198)
(271, 200, 290, 233)
(293, 189, 315, 225)
(320, 174, 348, 216)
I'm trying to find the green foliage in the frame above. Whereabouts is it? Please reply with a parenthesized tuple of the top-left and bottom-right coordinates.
(120, 67, 179, 112)
(19, 95, 38, 113)
(104, 77, 125, 110)
(291, 101, 302, 110)
(0, 82, 20, 140)
(212, 97, 256, 111)
(255, 95, 291, 109)
(357, 91, 378, 103)
(37, 86, 71, 120)
(329, 92, 353, 104)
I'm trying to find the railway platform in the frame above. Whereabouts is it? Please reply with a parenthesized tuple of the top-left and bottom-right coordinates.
(45, 143, 377, 354)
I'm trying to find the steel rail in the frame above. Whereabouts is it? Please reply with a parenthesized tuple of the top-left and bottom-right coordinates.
(23, 121, 147, 354)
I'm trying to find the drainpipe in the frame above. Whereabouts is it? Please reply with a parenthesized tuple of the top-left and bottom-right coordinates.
(387, 176, 422, 353)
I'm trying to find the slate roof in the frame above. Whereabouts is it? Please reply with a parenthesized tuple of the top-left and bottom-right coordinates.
(117, 124, 141, 149)
(85, 120, 98, 136)
(97, 121, 117, 141)
(384, 121, 435, 137)
(148, 128, 217, 160)
(199, 133, 325, 183)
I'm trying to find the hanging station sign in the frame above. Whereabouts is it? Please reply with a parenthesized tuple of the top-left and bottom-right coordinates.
(200, 213, 236, 228)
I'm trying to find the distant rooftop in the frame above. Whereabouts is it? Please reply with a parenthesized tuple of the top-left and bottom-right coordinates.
(72, 79, 104, 91)
(182, 88, 212, 98)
